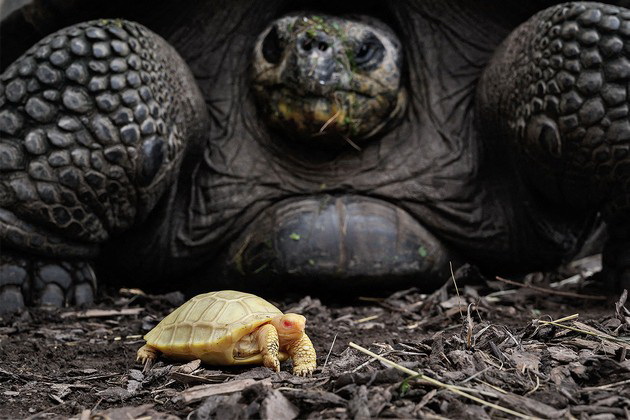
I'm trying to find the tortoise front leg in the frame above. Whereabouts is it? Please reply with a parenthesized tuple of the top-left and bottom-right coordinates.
(286, 333, 316, 376)
(0, 19, 208, 312)
(256, 323, 281, 372)
(478, 3, 630, 289)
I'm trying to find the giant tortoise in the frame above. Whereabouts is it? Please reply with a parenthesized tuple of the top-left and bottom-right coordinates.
(0, 0, 629, 311)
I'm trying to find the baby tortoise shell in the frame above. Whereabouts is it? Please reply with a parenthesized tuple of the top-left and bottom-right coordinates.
(136, 290, 317, 376)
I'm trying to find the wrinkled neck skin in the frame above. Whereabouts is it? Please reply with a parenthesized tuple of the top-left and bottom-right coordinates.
(270, 314, 306, 349)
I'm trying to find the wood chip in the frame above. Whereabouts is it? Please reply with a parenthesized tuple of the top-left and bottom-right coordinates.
(547, 346, 578, 363)
(169, 371, 220, 385)
(61, 308, 144, 319)
(175, 378, 271, 403)
(260, 389, 299, 420)
(171, 359, 202, 374)
(499, 393, 567, 418)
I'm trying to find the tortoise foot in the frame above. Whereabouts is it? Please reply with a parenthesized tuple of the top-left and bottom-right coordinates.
(292, 361, 316, 377)
(136, 344, 159, 363)
(263, 353, 281, 373)
(0, 252, 96, 313)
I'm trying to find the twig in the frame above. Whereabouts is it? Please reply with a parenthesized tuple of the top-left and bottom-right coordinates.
(348, 342, 537, 419)
(323, 333, 338, 368)
(524, 374, 540, 396)
(351, 349, 394, 373)
(341, 134, 362, 151)
(476, 379, 509, 395)
(583, 378, 630, 391)
(537, 319, 630, 349)
(450, 262, 463, 318)
(465, 303, 474, 350)
(551, 314, 580, 323)
(319, 109, 342, 133)
(460, 367, 490, 384)
(356, 315, 380, 323)
(495, 276, 606, 300)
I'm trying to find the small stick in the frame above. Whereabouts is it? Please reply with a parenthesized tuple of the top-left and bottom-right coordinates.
(537, 320, 630, 348)
(320, 109, 342, 133)
(495, 276, 606, 300)
(551, 313, 580, 323)
(341, 134, 362, 151)
(524, 374, 540, 396)
(323, 333, 338, 368)
(476, 379, 509, 395)
(348, 342, 536, 419)
(450, 262, 463, 318)
(465, 303, 474, 349)
(460, 367, 490, 384)
(356, 315, 380, 323)
(583, 378, 630, 391)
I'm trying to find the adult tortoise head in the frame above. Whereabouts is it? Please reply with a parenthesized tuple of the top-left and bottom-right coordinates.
(0, 1, 629, 312)
(251, 13, 406, 145)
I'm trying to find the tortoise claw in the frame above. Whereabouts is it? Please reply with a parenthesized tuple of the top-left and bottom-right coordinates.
(263, 354, 281, 372)
(292, 363, 316, 377)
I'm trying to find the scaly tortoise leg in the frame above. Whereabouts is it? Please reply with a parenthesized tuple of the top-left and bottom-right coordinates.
(256, 323, 281, 372)
(478, 2, 630, 289)
(0, 19, 208, 312)
(287, 333, 317, 376)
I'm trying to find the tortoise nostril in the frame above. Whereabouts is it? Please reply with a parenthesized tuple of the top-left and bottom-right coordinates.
(298, 34, 331, 55)
(300, 38, 313, 52)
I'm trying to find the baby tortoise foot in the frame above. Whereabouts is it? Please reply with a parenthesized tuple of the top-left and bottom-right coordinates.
(263, 354, 281, 373)
(289, 334, 317, 376)
(136, 344, 159, 363)
(0, 252, 96, 313)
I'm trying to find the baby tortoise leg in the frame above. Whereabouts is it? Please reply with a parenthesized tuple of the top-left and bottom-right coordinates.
(478, 3, 630, 288)
(0, 19, 208, 312)
(256, 323, 281, 372)
(287, 333, 317, 376)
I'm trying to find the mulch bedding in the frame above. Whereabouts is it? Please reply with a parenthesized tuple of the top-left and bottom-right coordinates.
(2, 256, 630, 419)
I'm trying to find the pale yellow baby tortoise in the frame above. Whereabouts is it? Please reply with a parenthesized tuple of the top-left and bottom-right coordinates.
(136, 290, 317, 376)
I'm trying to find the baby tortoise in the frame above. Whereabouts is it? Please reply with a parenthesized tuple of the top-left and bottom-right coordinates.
(136, 290, 317, 376)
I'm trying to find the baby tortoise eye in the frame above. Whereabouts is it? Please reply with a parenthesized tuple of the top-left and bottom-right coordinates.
(354, 34, 385, 69)
(262, 25, 283, 64)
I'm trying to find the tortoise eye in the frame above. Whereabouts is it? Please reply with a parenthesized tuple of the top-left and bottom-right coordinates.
(354, 34, 384, 68)
(262, 25, 283, 64)
(283, 320, 293, 328)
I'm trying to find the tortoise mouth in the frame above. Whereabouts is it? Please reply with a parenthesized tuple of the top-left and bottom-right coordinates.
(211, 194, 451, 291)
(253, 84, 398, 143)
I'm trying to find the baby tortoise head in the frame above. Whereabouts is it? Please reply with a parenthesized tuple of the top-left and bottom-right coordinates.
(251, 13, 406, 147)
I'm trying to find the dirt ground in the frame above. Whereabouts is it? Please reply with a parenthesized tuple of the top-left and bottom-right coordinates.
(2, 256, 630, 419)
